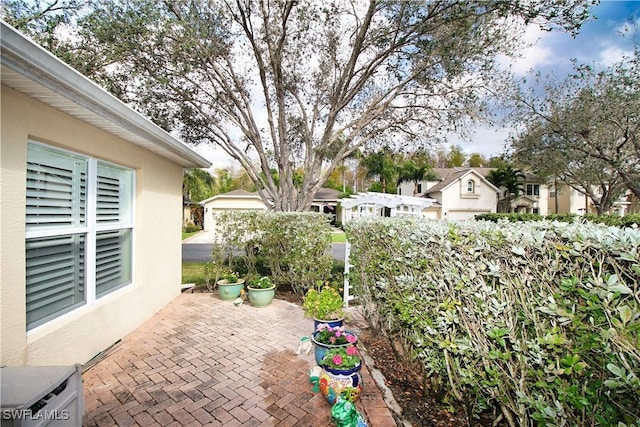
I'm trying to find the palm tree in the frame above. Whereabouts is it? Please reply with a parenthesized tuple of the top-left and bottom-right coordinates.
(397, 160, 438, 196)
(183, 168, 215, 202)
(487, 164, 526, 212)
(361, 149, 397, 193)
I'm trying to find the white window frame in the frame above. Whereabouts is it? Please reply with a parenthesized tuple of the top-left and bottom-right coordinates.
(466, 180, 475, 193)
(25, 141, 135, 330)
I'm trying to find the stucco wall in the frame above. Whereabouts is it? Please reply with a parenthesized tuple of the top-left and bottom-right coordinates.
(439, 175, 496, 220)
(1, 85, 183, 366)
(203, 197, 267, 231)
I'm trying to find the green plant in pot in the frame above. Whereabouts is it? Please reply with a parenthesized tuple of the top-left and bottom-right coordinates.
(318, 345, 363, 404)
(303, 284, 346, 328)
(216, 270, 245, 301)
(246, 275, 276, 307)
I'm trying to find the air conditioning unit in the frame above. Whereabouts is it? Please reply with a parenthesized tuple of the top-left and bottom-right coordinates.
(1, 365, 83, 427)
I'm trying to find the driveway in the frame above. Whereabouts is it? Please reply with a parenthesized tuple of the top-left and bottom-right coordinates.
(82, 293, 398, 426)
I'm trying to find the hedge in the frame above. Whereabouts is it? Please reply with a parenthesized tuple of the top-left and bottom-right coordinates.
(345, 218, 640, 426)
(213, 211, 334, 295)
(476, 213, 640, 227)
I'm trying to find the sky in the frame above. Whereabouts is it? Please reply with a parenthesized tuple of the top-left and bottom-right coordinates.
(460, 0, 640, 159)
(194, 0, 640, 169)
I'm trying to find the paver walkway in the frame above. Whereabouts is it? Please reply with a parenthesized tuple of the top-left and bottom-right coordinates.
(83, 293, 398, 426)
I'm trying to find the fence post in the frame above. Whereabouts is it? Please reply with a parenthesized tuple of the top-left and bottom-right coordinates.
(343, 241, 354, 307)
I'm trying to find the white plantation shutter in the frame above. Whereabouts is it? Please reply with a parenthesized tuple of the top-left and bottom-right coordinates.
(26, 231, 86, 328)
(95, 162, 133, 297)
(26, 145, 86, 230)
(96, 229, 132, 297)
(25, 142, 134, 330)
(97, 163, 131, 223)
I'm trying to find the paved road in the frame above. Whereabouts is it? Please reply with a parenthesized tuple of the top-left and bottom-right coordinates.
(182, 231, 346, 262)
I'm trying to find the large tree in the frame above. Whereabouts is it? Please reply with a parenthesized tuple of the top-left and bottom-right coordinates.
(509, 49, 640, 210)
(4, 0, 594, 211)
(182, 168, 215, 202)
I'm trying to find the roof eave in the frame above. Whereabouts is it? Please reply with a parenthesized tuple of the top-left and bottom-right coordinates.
(0, 21, 211, 169)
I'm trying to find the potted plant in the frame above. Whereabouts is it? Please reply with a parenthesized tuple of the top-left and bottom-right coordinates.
(318, 345, 363, 404)
(310, 323, 358, 365)
(216, 270, 245, 301)
(246, 276, 276, 307)
(303, 285, 346, 329)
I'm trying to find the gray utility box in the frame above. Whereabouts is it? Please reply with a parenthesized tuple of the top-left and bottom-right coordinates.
(1, 365, 83, 427)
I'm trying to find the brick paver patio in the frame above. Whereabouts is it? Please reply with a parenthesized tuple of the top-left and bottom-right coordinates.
(83, 293, 398, 426)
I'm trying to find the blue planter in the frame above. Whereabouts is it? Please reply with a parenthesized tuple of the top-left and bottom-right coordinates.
(313, 317, 344, 331)
(310, 330, 358, 365)
(319, 363, 363, 404)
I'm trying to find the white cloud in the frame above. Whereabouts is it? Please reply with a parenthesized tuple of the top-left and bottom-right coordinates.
(446, 125, 513, 158)
(598, 46, 629, 66)
(496, 25, 556, 76)
(192, 144, 235, 171)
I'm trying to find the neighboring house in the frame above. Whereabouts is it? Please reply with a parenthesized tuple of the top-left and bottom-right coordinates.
(1, 22, 211, 367)
(548, 185, 632, 216)
(202, 188, 343, 230)
(398, 168, 499, 220)
(309, 187, 341, 225)
(183, 196, 204, 229)
(201, 189, 270, 231)
(508, 177, 550, 215)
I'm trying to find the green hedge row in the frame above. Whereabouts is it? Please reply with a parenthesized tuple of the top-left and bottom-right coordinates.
(213, 211, 334, 295)
(475, 212, 640, 227)
(345, 218, 640, 426)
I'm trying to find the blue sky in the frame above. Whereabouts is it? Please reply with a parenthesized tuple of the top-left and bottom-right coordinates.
(512, 0, 638, 75)
(462, 0, 640, 158)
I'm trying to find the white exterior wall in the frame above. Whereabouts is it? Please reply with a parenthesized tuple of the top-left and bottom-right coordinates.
(439, 177, 497, 220)
(202, 197, 268, 231)
(569, 188, 590, 214)
(537, 185, 550, 215)
(1, 86, 184, 366)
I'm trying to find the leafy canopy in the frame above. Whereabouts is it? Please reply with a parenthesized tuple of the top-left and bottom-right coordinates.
(3, 0, 594, 211)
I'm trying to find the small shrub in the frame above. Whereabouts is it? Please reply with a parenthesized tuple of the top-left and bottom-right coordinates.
(214, 211, 333, 295)
(184, 223, 201, 233)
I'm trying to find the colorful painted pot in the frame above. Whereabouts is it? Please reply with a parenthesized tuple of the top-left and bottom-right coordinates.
(319, 363, 363, 405)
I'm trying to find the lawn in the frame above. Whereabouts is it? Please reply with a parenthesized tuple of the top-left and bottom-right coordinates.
(331, 231, 346, 243)
(182, 230, 200, 240)
(182, 261, 208, 285)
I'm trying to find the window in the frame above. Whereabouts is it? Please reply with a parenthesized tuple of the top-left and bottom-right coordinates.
(25, 142, 134, 330)
(466, 180, 475, 193)
(417, 183, 422, 194)
(526, 184, 540, 196)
